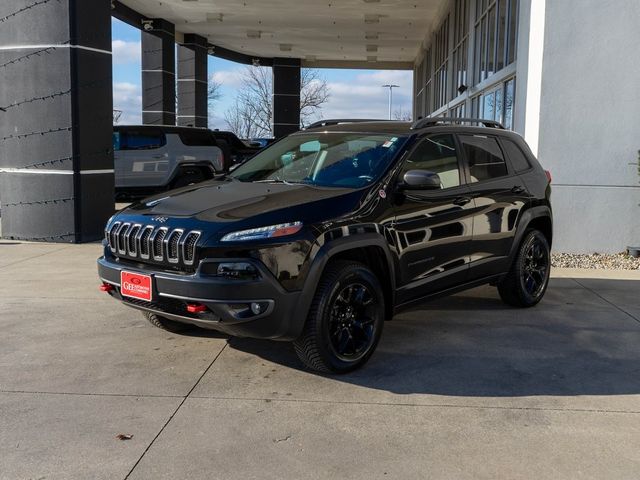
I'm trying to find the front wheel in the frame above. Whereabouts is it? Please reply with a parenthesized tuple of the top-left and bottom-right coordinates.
(294, 261, 385, 373)
(498, 229, 551, 307)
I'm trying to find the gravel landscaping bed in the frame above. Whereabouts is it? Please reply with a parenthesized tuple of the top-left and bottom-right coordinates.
(552, 252, 640, 270)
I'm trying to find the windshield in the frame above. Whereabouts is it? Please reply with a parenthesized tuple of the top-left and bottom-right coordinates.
(230, 132, 407, 188)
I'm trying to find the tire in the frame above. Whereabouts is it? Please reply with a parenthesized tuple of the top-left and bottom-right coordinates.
(293, 261, 385, 373)
(143, 311, 191, 333)
(498, 229, 551, 307)
(171, 167, 206, 189)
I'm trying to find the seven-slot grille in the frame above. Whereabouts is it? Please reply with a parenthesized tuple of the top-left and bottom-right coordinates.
(106, 222, 201, 266)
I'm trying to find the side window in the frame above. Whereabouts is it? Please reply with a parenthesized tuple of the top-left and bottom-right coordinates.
(502, 138, 532, 172)
(112, 132, 121, 151)
(120, 130, 166, 150)
(400, 134, 460, 189)
(459, 135, 508, 182)
(179, 130, 217, 147)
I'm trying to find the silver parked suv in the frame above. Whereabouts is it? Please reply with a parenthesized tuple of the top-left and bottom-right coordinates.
(113, 125, 225, 198)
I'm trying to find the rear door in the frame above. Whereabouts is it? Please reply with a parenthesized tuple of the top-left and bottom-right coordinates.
(458, 133, 530, 279)
(392, 133, 475, 304)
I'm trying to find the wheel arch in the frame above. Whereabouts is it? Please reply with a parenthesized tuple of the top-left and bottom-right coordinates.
(510, 205, 553, 260)
(293, 233, 397, 338)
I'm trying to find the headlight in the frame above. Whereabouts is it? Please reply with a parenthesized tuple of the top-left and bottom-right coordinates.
(220, 221, 303, 242)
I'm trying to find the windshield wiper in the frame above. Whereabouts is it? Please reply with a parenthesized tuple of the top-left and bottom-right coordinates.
(254, 179, 307, 186)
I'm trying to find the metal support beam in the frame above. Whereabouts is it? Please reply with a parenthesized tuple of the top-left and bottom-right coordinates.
(0, 0, 114, 242)
(177, 34, 208, 128)
(272, 58, 301, 138)
(141, 19, 175, 125)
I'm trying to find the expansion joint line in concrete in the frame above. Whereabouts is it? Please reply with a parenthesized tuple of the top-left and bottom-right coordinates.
(123, 343, 228, 479)
(571, 278, 640, 326)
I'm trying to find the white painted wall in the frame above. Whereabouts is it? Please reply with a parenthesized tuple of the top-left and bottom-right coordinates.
(536, 0, 640, 253)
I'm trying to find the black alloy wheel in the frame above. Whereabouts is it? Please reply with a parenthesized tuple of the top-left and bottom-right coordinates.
(294, 261, 385, 373)
(498, 229, 551, 307)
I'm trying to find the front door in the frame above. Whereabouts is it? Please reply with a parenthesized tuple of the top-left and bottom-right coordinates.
(392, 133, 475, 305)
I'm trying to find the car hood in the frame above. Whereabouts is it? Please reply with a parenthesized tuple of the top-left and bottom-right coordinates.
(123, 179, 366, 227)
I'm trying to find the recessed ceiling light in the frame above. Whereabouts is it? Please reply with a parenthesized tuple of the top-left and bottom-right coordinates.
(246, 30, 261, 39)
(366, 44, 378, 52)
(306, 55, 317, 62)
(365, 32, 379, 40)
(363, 0, 380, 3)
(206, 13, 223, 22)
(279, 44, 292, 52)
(367, 55, 377, 62)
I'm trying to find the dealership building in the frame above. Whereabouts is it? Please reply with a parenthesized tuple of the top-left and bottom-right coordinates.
(0, 0, 638, 252)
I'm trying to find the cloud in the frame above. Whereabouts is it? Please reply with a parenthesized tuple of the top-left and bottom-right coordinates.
(112, 40, 141, 65)
(113, 82, 141, 125)
(210, 68, 246, 89)
(319, 70, 414, 121)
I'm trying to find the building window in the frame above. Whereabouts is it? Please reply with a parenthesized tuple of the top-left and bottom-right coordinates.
(471, 77, 515, 129)
(450, 0, 470, 101)
(473, 0, 518, 85)
(432, 15, 450, 111)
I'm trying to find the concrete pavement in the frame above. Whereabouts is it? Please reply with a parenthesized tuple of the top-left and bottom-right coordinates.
(1, 241, 639, 479)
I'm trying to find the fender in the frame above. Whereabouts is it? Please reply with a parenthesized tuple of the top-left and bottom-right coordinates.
(508, 205, 553, 261)
(290, 232, 397, 338)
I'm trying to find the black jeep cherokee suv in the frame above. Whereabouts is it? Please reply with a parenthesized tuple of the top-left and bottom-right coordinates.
(98, 118, 552, 373)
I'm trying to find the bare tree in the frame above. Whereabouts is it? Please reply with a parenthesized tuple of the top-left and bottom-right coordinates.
(208, 77, 222, 107)
(224, 66, 330, 138)
(393, 107, 412, 121)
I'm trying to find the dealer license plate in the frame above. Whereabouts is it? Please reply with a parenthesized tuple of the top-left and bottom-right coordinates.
(120, 271, 153, 301)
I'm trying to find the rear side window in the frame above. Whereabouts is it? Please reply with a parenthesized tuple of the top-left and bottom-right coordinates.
(179, 130, 217, 147)
(459, 135, 508, 182)
(115, 130, 166, 150)
(502, 139, 532, 172)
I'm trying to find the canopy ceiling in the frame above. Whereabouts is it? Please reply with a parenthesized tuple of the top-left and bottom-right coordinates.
(118, 0, 448, 69)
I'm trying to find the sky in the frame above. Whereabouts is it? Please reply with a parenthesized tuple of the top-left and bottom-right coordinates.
(112, 18, 413, 131)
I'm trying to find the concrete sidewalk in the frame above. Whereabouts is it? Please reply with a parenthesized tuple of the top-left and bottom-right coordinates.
(1, 241, 639, 479)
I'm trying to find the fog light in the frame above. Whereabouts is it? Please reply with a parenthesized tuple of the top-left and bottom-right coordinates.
(250, 302, 263, 315)
(217, 262, 259, 280)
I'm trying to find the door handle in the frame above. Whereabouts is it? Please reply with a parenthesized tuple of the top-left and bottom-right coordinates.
(511, 185, 525, 194)
(453, 196, 471, 206)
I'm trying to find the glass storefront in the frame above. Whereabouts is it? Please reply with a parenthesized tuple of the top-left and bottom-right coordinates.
(414, 0, 519, 129)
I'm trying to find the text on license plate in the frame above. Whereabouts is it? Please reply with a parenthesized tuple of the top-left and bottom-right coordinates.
(120, 271, 152, 301)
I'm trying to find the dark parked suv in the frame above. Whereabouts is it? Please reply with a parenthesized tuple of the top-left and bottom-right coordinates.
(98, 118, 552, 373)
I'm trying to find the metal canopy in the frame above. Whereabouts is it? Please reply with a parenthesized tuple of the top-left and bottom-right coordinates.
(117, 0, 448, 69)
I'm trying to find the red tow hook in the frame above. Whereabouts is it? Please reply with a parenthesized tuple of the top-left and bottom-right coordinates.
(99, 282, 115, 292)
(186, 303, 208, 313)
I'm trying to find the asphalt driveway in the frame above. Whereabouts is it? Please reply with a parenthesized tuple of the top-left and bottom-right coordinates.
(1, 242, 639, 479)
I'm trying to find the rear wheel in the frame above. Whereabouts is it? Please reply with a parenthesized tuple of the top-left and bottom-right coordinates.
(294, 261, 385, 373)
(498, 229, 550, 307)
(143, 311, 191, 333)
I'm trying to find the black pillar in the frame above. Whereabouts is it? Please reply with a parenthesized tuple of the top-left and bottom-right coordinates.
(272, 58, 301, 138)
(141, 19, 175, 125)
(0, 0, 114, 243)
(177, 34, 208, 128)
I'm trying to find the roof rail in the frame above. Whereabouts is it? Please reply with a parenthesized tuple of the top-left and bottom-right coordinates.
(411, 117, 505, 130)
(305, 119, 389, 129)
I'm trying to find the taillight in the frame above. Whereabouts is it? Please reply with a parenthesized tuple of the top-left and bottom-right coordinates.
(544, 170, 552, 183)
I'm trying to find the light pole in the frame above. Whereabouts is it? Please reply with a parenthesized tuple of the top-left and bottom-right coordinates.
(382, 84, 399, 120)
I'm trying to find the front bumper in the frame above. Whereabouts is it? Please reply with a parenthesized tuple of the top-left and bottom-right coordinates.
(97, 255, 303, 340)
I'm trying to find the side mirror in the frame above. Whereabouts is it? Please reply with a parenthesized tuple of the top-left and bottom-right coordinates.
(400, 169, 441, 190)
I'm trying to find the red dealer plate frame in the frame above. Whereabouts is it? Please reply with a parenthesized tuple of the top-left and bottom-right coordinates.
(120, 271, 153, 302)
